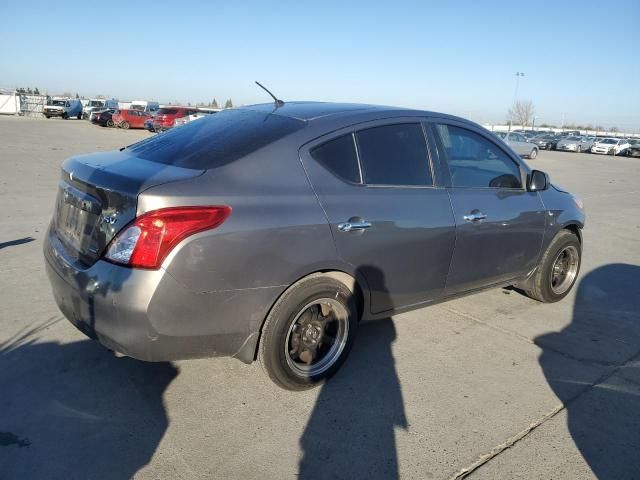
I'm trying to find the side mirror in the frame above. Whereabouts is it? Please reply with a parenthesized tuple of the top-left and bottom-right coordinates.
(528, 170, 549, 192)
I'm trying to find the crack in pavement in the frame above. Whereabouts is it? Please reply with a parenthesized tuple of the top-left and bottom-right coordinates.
(447, 347, 640, 480)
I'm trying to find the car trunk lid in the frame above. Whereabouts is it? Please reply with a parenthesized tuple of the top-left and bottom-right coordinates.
(52, 150, 204, 267)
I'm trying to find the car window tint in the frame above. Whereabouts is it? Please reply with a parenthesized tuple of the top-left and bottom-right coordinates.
(127, 108, 306, 170)
(435, 124, 522, 189)
(356, 123, 432, 186)
(311, 134, 361, 183)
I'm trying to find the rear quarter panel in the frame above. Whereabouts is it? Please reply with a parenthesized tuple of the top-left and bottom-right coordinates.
(138, 136, 341, 331)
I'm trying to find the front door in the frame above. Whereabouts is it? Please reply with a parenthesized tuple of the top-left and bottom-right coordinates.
(431, 122, 546, 296)
(300, 121, 456, 314)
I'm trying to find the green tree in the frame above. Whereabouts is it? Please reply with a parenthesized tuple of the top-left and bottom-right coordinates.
(224, 98, 233, 109)
(211, 98, 219, 108)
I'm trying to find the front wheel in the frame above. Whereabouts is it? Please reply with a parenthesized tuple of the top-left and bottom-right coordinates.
(119, 121, 129, 129)
(529, 148, 538, 159)
(525, 230, 581, 303)
(577, 145, 582, 153)
(106, 119, 114, 128)
(259, 275, 358, 390)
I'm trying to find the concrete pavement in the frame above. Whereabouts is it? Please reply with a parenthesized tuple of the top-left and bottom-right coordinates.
(1, 116, 638, 479)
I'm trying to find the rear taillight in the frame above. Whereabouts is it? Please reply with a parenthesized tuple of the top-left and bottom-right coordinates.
(104, 206, 231, 269)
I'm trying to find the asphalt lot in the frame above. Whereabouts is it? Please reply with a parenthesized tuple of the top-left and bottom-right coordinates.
(1, 115, 639, 480)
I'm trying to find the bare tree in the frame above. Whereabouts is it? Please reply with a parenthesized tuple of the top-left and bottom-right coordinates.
(508, 100, 535, 127)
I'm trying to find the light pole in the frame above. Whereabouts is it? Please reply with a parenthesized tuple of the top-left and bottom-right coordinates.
(509, 72, 525, 131)
(514, 72, 525, 104)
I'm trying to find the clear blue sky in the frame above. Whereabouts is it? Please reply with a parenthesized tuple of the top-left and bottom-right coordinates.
(2, 0, 639, 129)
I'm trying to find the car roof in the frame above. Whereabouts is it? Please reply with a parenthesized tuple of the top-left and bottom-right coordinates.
(237, 101, 461, 122)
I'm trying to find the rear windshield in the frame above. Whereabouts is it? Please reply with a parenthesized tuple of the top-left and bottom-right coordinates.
(158, 108, 179, 115)
(127, 108, 306, 169)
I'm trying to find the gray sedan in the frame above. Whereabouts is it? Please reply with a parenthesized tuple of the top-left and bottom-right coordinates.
(494, 131, 539, 158)
(44, 102, 585, 390)
(556, 136, 594, 153)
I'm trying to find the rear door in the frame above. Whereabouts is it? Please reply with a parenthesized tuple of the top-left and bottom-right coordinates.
(300, 120, 456, 314)
(430, 122, 546, 295)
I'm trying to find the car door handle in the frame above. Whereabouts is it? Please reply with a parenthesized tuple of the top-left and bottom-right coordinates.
(338, 221, 372, 232)
(463, 211, 487, 222)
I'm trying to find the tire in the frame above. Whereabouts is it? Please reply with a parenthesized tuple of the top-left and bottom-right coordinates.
(258, 275, 359, 390)
(529, 148, 538, 159)
(120, 121, 130, 130)
(76, 112, 82, 120)
(45, 116, 50, 119)
(106, 119, 114, 128)
(62, 113, 68, 120)
(577, 145, 582, 153)
(525, 230, 581, 303)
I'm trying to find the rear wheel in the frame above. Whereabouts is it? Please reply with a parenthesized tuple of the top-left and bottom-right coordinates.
(259, 275, 358, 390)
(106, 119, 114, 128)
(525, 230, 581, 303)
(120, 121, 129, 130)
(76, 112, 82, 120)
(577, 145, 582, 153)
(529, 148, 538, 159)
(62, 113, 68, 120)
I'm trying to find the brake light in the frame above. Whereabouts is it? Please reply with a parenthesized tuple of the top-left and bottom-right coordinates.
(104, 206, 231, 269)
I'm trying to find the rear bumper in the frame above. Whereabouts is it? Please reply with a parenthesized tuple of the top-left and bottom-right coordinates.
(44, 227, 279, 363)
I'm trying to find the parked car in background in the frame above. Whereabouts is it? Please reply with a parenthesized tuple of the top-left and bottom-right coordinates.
(556, 136, 595, 153)
(151, 106, 200, 132)
(530, 134, 559, 150)
(173, 109, 219, 127)
(111, 109, 152, 129)
(130, 100, 160, 114)
(91, 109, 117, 127)
(625, 139, 640, 157)
(43, 102, 585, 390)
(494, 131, 538, 158)
(83, 98, 118, 119)
(591, 138, 630, 155)
(44, 97, 83, 119)
(558, 130, 581, 137)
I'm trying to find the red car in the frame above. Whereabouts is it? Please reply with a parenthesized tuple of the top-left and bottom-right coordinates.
(151, 106, 200, 132)
(112, 109, 152, 129)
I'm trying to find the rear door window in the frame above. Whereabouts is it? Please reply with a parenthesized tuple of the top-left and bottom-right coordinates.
(435, 124, 522, 189)
(310, 134, 361, 183)
(356, 123, 432, 186)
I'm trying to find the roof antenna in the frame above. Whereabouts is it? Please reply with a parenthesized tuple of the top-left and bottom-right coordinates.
(255, 81, 285, 107)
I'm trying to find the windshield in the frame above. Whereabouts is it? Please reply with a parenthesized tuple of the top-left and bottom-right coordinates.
(494, 132, 507, 139)
(157, 108, 179, 115)
(130, 104, 145, 111)
(51, 100, 66, 106)
(89, 100, 105, 107)
(127, 108, 305, 170)
(600, 139, 616, 144)
(566, 136, 582, 141)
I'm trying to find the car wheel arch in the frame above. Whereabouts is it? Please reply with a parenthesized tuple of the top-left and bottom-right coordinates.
(563, 223, 583, 245)
(250, 269, 369, 362)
